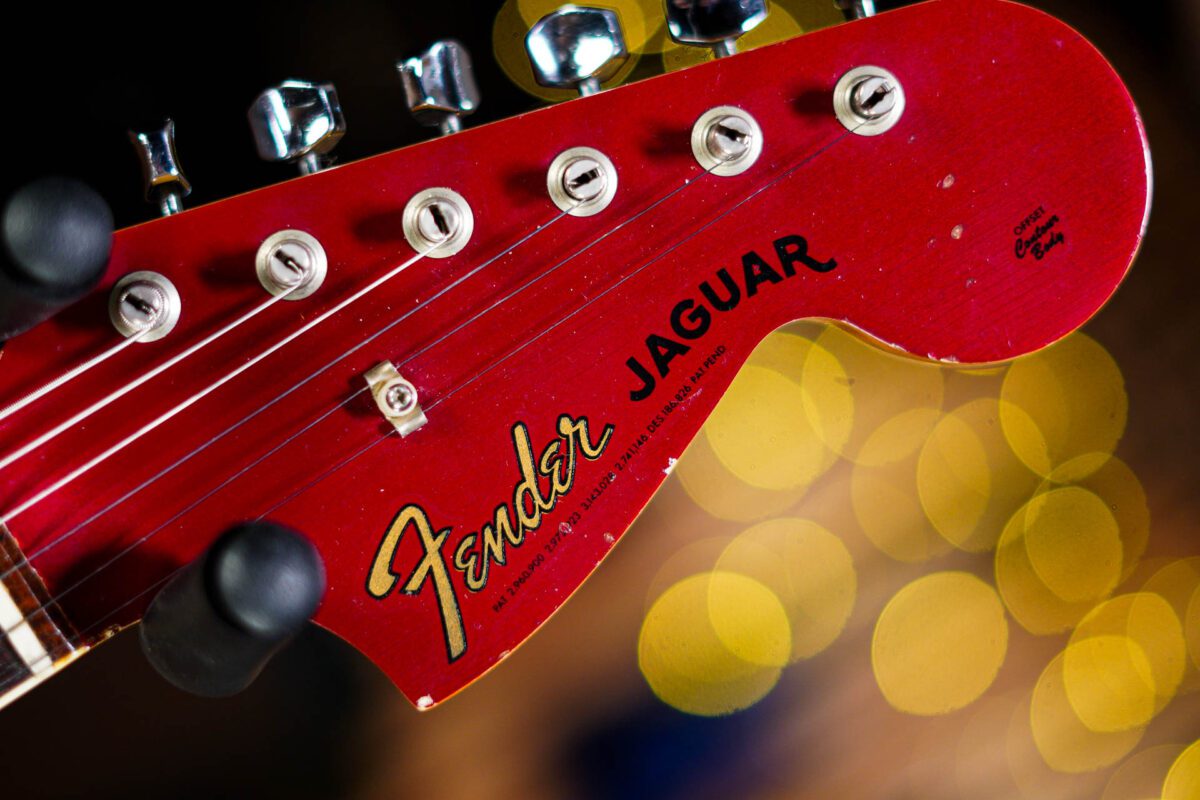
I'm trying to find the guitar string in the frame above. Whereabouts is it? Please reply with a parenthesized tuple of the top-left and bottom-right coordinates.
(254, 126, 855, 528)
(0, 152, 721, 588)
(0, 245, 441, 526)
(0, 126, 853, 651)
(0, 159, 722, 627)
(0, 327, 151, 425)
(0, 285, 306, 474)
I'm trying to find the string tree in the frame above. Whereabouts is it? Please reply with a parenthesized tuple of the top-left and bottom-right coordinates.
(248, 80, 346, 175)
(129, 119, 192, 217)
(525, 5, 628, 97)
(397, 39, 481, 136)
(664, 0, 768, 58)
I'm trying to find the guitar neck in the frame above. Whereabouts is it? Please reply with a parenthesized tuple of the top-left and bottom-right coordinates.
(0, 527, 80, 708)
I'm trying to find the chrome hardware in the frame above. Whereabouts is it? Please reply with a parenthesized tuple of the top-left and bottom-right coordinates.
(835, 0, 876, 20)
(365, 361, 427, 437)
(691, 106, 763, 176)
(254, 230, 328, 300)
(833, 66, 905, 136)
(248, 80, 346, 175)
(664, 0, 768, 58)
(546, 147, 618, 216)
(108, 271, 181, 342)
(397, 39, 481, 136)
(525, 6, 628, 96)
(402, 188, 474, 258)
(129, 120, 191, 216)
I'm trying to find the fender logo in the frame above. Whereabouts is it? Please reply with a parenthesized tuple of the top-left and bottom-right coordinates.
(624, 233, 837, 401)
(365, 415, 614, 663)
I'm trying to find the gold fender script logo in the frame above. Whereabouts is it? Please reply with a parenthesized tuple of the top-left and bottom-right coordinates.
(366, 415, 614, 662)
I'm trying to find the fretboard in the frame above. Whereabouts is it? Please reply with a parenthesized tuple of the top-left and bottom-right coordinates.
(0, 525, 81, 708)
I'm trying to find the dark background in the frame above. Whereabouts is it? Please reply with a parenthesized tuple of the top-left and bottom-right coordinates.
(1, 1, 1197, 797)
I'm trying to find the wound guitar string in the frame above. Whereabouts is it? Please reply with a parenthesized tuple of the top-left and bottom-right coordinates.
(0, 124, 860, 670)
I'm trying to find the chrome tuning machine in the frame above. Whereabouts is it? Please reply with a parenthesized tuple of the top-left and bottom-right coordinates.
(129, 119, 191, 216)
(664, 0, 768, 58)
(248, 80, 346, 175)
(525, 5, 628, 96)
(398, 39, 481, 136)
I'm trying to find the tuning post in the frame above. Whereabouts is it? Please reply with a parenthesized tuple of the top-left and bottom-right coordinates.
(691, 106, 763, 176)
(398, 40, 480, 136)
(402, 188, 474, 258)
(525, 6, 628, 97)
(255, 230, 328, 300)
(248, 80, 346, 175)
(108, 271, 181, 342)
(833, 66, 906, 136)
(835, 0, 877, 21)
(129, 120, 191, 216)
(547, 147, 618, 216)
(664, 0, 768, 58)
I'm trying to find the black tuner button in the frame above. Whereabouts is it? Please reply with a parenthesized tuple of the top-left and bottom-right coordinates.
(140, 521, 326, 697)
(0, 177, 113, 340)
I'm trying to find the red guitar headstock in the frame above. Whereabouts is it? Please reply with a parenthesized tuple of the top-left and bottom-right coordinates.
(0, 0, 1150, 709)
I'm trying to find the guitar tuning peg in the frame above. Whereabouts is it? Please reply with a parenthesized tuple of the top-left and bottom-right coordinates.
(248, 80, 346, 175)
(397, 39, 481, 136)
(140, 521, 326, 697)
(525, 5, 628, 97)
(664, 0, 768, 58)
(128, 119, 191, 216)
(835, 0, 876, 20)
(0, 177, 112, 340)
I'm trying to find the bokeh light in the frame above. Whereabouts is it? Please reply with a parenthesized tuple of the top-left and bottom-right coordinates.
(1029, 651, 1145, 773)
(808, 325, 945, 467)
(639, 572, 788, 716)
(715, 518, 856, 662)
(705, 332, 848, 492)
(1142, 558, 1200, 689)
(996, 491, 1121, 635)
(1024, 487, 1123, 603)
(853, 416, 955, 563)
(1000, 333, 1128, 480)
(872, 572, 1008, 715)
(918, 398, 1039, 552)
(1163, 740, 1200, 800)
(1065, 593, 1186, 730)
(1049, 455, 1150, 583)
(1102, 743, 1187, 800)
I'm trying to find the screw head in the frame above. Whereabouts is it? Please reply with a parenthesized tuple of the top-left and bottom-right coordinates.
(384, 380, 417, 415)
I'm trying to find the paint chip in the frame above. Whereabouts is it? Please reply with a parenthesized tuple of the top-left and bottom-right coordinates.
(416, 695, 434, 710)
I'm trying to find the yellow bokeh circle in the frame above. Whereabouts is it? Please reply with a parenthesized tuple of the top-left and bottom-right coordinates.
(1102, 743, 1188, 800)
(808, 325, 945, 466)
(872, 572, 1008, 715)
(1022, 487, 1123, 604)
(1164, 740, 1200, 800)
(705, 332, 849, 492)
(1030, 650, 1145, 774)
(999, 332, 1127, 480)
(853, 414, 955, 563)
(1066, 592, 1186, 730)
(639, 572, 787, 716)
(716, 518, 856, 662)
(918, 398, 1040, 553)
(996, 498, 1109, 635)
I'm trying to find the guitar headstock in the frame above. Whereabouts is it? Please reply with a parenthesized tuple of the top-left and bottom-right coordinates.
(0, 0, 1149, 709)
